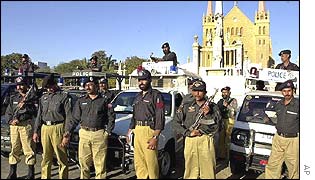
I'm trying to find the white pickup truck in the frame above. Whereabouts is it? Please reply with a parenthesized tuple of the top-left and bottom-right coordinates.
(111, 88, 184, 177)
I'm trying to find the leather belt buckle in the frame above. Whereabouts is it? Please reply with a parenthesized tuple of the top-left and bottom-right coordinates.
(46, 121, 52, 126)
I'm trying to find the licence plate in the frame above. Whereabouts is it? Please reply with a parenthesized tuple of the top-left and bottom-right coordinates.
(255, 133, 273, 144)
(1, 136, 10, 141)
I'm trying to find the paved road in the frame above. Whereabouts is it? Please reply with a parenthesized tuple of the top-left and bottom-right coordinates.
(1, 152, 265, 179)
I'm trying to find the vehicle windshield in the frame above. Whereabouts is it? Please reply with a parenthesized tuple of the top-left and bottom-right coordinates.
(112, 91, 172, 116)
(237, 95, 282, 125)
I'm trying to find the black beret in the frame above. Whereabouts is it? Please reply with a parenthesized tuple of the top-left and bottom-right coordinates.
(83, 76, 98, 87)
(192, 80, 207, 91)
(137, 69, 152, 80)
(161, 42, 170, 49)
(278, 49, 291, 56)
(42, 74, 56, 88)
(90, 56, 98, 61)
(15, 76, 28, 85)
(221, 86, 231, 92)
(99, 77, 108, 84)
(279, 80, 294, 90)
(22, 54, 29, 59)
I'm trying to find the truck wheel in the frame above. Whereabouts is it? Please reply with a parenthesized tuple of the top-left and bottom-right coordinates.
(159, 149, 171, 178)
(1, 150, 9, 158)
(230, 160, 245, 175)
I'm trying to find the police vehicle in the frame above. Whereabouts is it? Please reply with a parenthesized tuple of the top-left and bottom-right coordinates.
(229, 67, 299, 176)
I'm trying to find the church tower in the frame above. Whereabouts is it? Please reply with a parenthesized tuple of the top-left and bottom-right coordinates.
(197, 1, 273, 77)
(254, 1, 273, 68)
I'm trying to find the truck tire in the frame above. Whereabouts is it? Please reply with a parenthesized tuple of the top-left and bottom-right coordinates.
(230, 160, 245, 175)
(159, 148, 172, 178)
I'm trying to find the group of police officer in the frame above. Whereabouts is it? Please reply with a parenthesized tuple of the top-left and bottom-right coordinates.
(4, 55, 117, 179)
(4, 48, 299, 179)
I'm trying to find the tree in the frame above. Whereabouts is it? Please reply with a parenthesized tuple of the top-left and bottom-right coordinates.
(91, 50, 117, 72)
(124, 56, 148, 75)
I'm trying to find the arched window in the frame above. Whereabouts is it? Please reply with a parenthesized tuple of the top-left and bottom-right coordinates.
(263, 39, 265, 45)
(231, 27, 234, 35)
(227, 27, 230, 33)
(259, 40, 261, 45)
(263, 26, 266, 34)
(259, 27, 261, 35)
(240, 27, 243, 36)
(261, 54, 263, 59)
(236, 27, 239, 36)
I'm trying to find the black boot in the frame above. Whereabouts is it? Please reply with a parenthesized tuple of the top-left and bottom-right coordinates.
(25, 165, 34, 179)
(6, 164, 17, 179)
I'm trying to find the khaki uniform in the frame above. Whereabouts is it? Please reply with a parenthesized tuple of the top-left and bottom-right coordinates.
(34, 91, 73, 179)
(5, 93, 37, 165)
(217, 97, 238, 159)
(65, 93, 115, 179)
(129, 88, 165, 179)
(265, 97, 299, 179)
(174, 99, 221, 178)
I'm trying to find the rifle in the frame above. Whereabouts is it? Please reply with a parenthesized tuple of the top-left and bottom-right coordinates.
(150, 52, 162, 62)
(188, 88, 219, 131)
(12, 83, 38, 120)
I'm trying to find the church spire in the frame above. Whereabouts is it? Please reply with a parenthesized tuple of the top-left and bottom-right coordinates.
(234, 1, 238, 6)
(207, 1, 213, 15)
(215, 1, 223, 15)
(258, 1, 265, 13)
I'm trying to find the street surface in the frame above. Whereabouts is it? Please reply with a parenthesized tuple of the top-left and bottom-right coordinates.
(1, 149, 265, 179)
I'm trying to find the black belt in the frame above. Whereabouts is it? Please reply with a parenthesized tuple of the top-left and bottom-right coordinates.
(81, 126, 104, 132)
(43, 121, 64, 126)
(136, 120, 150, 126)
(277, 132, 298, 138)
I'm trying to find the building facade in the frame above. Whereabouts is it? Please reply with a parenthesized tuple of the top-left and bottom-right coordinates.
(192, 1, 274, 77)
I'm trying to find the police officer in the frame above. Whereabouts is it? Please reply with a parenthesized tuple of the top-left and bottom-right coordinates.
(19, 54, 36, 73)
(275, 50, 299, 91)
(174, 80, 221, 179)
(265, 80, 299, 179)
(99, 77, 115, 103)
(88, 56, 102, 72)
(5, 77, 37, 179)
(256, 80, 267, 91)
(62, 76, 115, 179)
(33, 74, 72, 179)
(217, 86, 238, 160)
(150, 42, 178, 67)
(126, 69, 165, 179)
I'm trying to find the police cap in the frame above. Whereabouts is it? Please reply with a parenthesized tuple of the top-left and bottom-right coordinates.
(90, 56, 98, 61)
(279, 80, 294, 90)
(99, 77, 108, 84)
(192, 80, 207, 92)
(221, 86, 231, 92)
(137, 69, 152, 80)
(161, 42, 170, 49)
(83, 76, 99, 87)
(42, 74, 56, 88)
(15, 76, 28, 86)
(278, 49, 291, 56)
(22, 54, 29, 59)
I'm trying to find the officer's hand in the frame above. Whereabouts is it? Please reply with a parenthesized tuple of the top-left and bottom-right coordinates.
(202, 105, 211, 115)
(190, 130, 202, 137)
(147, 138, 158, 150)
(17, 101, 25, 108)
(33, 133, 40, 143)
(60, 137, 70, 148)
(10, 119, 19, 126)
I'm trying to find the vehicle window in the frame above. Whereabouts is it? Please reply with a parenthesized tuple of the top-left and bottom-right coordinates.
(112, 91, 172, 116)
(238, 95, 282, 125)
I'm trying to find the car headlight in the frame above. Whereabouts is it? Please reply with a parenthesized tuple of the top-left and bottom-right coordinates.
(231, 128, 250, 147)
